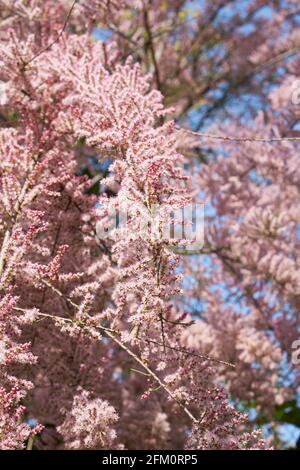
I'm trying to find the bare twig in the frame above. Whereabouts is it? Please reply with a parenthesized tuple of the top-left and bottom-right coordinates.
(142, 337, 235, 368)
(26, 436, 35, 451)
(24, 0, 78, 67)
(103, 327, 199, 424)
(17, 302, 199, 424)
(176, 126, 300, 143)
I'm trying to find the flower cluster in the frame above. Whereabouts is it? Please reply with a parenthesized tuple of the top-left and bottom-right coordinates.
(1, 0, 298, 450)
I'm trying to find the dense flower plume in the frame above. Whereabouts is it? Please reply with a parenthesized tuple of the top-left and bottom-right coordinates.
(0, 0, 299, 450)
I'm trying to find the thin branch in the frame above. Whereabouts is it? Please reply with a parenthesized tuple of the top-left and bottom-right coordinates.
(24, 0, 78, 67)
(161, 316, 194, 327)
(142, 337, 235, 368)
(129, 368, 150, 377)
(253, 45, 300, 74)
(176, 126, 300, 143)
(103, 328, 199, 424)
(16, 302, 199, 424)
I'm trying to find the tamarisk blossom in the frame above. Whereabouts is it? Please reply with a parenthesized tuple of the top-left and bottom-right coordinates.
(57, 389, 120, 449)
(180, 50, 300, 432)
(0, 293, 41, 449)
(0, 0, 282, 449)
